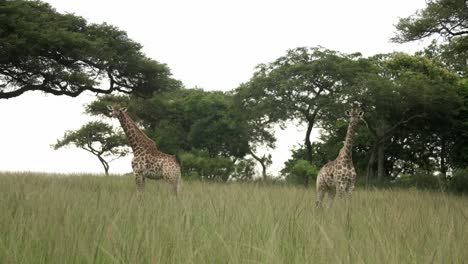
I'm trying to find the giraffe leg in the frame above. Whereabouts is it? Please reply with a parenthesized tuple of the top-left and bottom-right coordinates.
(174, 172, 182, 196)
(172, 178, 181, 196)
(315, 188, 326, 208)
(169, 173, 181, 196)
(135, 172, 145, 193)
(334, 181, 347, 206)
(327, 189, 336, 208)
(163, 165, 181, 196)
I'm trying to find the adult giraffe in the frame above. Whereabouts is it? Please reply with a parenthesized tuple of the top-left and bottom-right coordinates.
(108, 104, 181, 195)
(315, 104, 367, 208)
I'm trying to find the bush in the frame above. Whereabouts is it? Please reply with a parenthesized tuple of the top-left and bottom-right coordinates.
(179, 150, 235, 181)
(286, 159, 318, 184)
(410, 171, 443, 190)
(391, 171, 443, 190)
(448, 168, 468, 194)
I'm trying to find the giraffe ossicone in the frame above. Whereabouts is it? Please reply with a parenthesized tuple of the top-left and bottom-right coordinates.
(109, 104, 181, 195)
(315, 104, 365, 208)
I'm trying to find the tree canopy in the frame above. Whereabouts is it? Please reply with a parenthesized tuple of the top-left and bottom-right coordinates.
(392, 0, 468, 43)
(86, 89, 254, 181)
(0, 0, 179, 99)
(393, 0, 468, 76)
(53, 121, 129, 176)
(237, 47, 363, 185)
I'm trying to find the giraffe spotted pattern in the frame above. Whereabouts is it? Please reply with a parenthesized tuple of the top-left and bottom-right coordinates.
(109, 104, 181, 195)
(315, 104, 365, 208)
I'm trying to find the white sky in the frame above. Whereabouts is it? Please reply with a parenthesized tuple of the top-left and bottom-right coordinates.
(0, 0, 428, 175)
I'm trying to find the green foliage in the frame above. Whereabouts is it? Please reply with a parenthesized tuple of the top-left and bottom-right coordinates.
(327, 53, 464, 179)
(1, 173, 468, 263)
(179, 150, 234, 181)
(132, 89, 250, 158)
(85, 89, 256, 181)
(393, 0, 468, 77)
(53, 121, 128, 175)
(286, 159, 318, 184)
(85, 95, 131, 117)
(244, 47, 362, 125)
(239, 47, 363, 185)
(178, 150, 256, 182)
(230, 84, 278, 178)
(392, 0, 468, 43)
(231, 158, 257, 181)
(277, 51, 465, 185)
(0, 0, 179, 99)
(394, 0, 468, 173)
(408, 171, 443, 190)
(449, 168, 468, 193)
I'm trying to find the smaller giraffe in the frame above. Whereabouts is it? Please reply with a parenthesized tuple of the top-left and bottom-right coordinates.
(315, 104, 366, 208)
(108, 104, 181, 195)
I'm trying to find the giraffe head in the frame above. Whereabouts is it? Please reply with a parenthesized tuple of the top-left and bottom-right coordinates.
(345, 104, 368, 128)
(107, 104, 127, 118)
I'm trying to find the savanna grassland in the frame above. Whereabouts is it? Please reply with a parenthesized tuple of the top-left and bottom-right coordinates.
(1, 172, 467, 264)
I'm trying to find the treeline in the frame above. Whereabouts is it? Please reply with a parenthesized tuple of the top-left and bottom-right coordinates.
(60, 48, 467, 193)
(1, 1, 466, 191)
(56, 0, 467, 192)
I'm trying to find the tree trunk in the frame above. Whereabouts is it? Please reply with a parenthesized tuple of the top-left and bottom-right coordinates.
(98, 156, 110, 176)
(249, 149, 267, 180)
(366, 144, 377, 186)
(377, 143, 385, 181)
(303, 108, 320, 187)
(440, 136, 447, 179)
(303, 121, 315, 186)
(304, 120, 313, 163)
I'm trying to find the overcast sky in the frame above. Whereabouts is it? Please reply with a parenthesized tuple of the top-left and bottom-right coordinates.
(0, 0, 428, 175)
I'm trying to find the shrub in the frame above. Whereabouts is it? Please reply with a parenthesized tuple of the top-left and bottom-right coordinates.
(286, 159, 318, 184)
(448, 168, 468, 194)
(409, 171, 443, 190)
(391, 171, 443, 190)
(179, 150, 234, 181)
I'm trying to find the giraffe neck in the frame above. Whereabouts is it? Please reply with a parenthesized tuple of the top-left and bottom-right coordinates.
(338, 120, 357, 161)
(116, 112, 158, 155)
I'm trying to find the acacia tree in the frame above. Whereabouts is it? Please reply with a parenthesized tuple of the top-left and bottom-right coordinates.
(362, 53, 462, 181)
(392, 0, 468, 43)
(53, 121, 129, 176)
(393, 0, 468, 170)
(240, 47, 362, 185)
(313, 53, 463, 182)
(233, 83, 276, 179)
(86, 90, 253, 181)
(393, 0, 468, 76)
(0, 0, 179, 99)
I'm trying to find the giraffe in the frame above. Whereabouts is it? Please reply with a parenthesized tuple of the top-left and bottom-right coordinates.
(315, 104, 366, 208)
(107, 104, 181, 195)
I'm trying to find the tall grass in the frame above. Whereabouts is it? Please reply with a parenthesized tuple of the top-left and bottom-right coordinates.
(1, 172, 467, 263)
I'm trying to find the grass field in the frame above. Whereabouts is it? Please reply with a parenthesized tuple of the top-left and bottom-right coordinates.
(1, 172, 467, 263)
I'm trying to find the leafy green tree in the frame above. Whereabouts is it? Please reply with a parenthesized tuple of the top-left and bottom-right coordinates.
(393, 0, 468, 76)
(233, 84, 276, 180)
(86, 89, 253, 181)
(314, 53, 464, 182)
(392, 0, 468, 43)
(231, 158, 257, 181)
(240, 47, 363, 185)
(179, 150, 234, 181)
(53, 121, 129, 176)
(283, 159, 318, 184)
(417, 46, 468, 171)
(362, 53, 462, 181)
(0, 0, 179, 99)
(85, 95, 132, 117)
(131, 88, 250, 158)
(449, 168, 468, 193)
